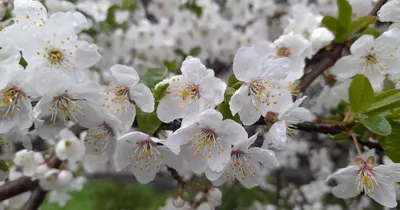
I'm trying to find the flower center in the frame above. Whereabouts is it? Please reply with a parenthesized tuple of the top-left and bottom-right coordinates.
(248, 79, 279, 111)
(187, 128, 223, 159)
(0, 86, 26, 119)
(227, 150, 256, 181)
(276, 47, 290, 57)
(104, 86, 132, 112)
(48, 50, 64, 64)
(50, 94, 85, 124)
(130, 140, 163, 171)
(362, 53, 389, 74)
(355, 157, 378, 195)
(84, 122, 115, 154)
(168, 77, 201, 109)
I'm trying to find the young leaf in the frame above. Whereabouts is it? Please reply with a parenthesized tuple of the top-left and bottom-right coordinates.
(121, 0, 137, 11)
(0, 160, 8, 172)
(321, 16, 339, 33)
(378, 125, 400, 162)
(224, 87, 236, 103)
(361, 115, 392, 136)
(348, 74, 374, 113)
(136, 105, 162, 135)
(142, 67, 168, 88)
(362, 27, 381, 38)
(337, 0, 352, 31)
(189, 47, 201, 56)
(365, 89, 400, 113)
(328, 132, 349, 141)
(346, 16, 376, 36)
(217, 102, 241, 123)
(153, 83, 169, 102)
(227, 74, 240, 90)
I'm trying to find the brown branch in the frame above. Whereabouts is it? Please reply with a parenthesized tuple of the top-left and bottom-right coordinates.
(369, 0, 388, 16)
(23, 186, 46, 210)
(298, 44, 344, 93)
(0, 177, 37, 201)
(293, 121, 355, 135)
(167, 166, 185, 188)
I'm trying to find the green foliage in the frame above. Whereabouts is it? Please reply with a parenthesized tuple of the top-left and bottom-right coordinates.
(121, 0, 137, 11)
(345, 16, 376, 38)
(227, 74, 241, 90)
(364, 89, 400, 115)
(164, 60, 179, 73)
(142, 67, 168, 89)
(189, 47, 201, 56)
(321, 0, 376, 43)
(101, 5, 128, 32)
(379, 125, 400, 162)
(362, 27, 381, 37)
(181, 0, 203, 17)
(361, 115, 392, 136)
(41, 181, 172, 210)
(217, 102, 241, 123)
(382, 77, 396, 91)
(351, 123, 367, 134)
(224, 87, 236, 103)
(136, 105, 162, 136)
(153, 84, 169, 102)
(0, 160, 8, 172)
(328, 132, 349, 141)
(348, 74, 374, 113)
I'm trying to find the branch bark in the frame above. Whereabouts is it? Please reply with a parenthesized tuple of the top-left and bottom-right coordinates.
(0, 177, 37, 201)
(370, 0, 388, 16)
(23, 186, 46, 210)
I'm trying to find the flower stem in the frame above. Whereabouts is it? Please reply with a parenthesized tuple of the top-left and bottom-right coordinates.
(231, 82, 242, 89)
(349, 131, 362, 156)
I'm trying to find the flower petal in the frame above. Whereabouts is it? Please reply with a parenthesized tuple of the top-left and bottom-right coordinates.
(110, 64, 140, 86)
(350, 35, 375, 55)
(130, 83, 155, 113)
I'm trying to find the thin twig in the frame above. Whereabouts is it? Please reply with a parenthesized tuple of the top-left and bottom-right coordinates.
(369, 0, 388, 16)
(349, 131, 362, 156)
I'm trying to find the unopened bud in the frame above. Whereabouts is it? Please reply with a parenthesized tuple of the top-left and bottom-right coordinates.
(206, 187, 222, 207)
(173, 196, 185, 208)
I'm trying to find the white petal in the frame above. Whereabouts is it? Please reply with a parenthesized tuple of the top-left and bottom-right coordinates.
(205, 167, 225, 182)
(165, 124, 201, 154)
(229, 85, 249, 116)
(180, 56, 209, 84)
(232, 133, 258, 151)
(331, 55, 362, 78)
(130, 83, 155, 113)
(262, 120, 287, 150)
(113, 132, 148, 171)
(181, 145, 208, 174)
(132, 157, 158, 184)
(157, 93, 186, 123)
(326, 165, 359, 199)
(157, 145, 183, 171)
(238, 97, 262, 125)
(350, 35, 375, 55)
(110, 64, 140, 86)
(368, 167, 397, 208)
(217, 119, 247, 145)
(247, 148, 279, 168)
(233, 46, 262, 82)
(198, 77, 226, 106)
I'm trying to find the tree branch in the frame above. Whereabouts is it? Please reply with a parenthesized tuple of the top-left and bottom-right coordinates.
(23, 186, 46, 210)
(167, 166, 185, 188)
(0, 177, 37, 201)
(369, 0, 388, 16)
(293, 121, 355, 135)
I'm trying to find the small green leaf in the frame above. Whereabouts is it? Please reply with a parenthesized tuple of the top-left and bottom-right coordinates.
(365, 89, 400, 114)
(153, 84, 169, 102)
(217, 102, 241, 123)
(121, 0, 137, 11)
(224, 87, 236, 103)
(321, 16, 339, 33)
(142, 67, 168, 88)
(164, 60, 178, 73)
(361, 115, 392, 136)
(189, 47, 201, 56)
(382, 77, 396, 91)
(345, 16, 376, 36)
(348, 74, 374, 113)
(378, 125, 400, 162)
(361, 131, 371, 143)
(328, 132, 349, 141)
(136, 105, 162, 135)
(351, 123, 367, 134)
(0, 160, 8, 172)
(362, 27, 381, 37)
(337, 0, 352, 31)
(227, 74, 240, 90)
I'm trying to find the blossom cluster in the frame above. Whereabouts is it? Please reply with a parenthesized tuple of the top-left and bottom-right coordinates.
(0, 0, 399, 209)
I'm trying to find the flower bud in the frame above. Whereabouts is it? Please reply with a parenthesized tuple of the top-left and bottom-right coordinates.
(206, 187, 222, 207)
(173, 196, 185, 208)
(57, 170, 73, 186)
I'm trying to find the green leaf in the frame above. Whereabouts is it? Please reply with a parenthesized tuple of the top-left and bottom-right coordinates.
(362, 27, 381, 37)
(361, 131, 371, 143)
(136, 105, 162, 135)
(346, 16, 376, 36)
(378, 125, 400, 162)
(351, 123, 367, 134)
(164, 60, 178, 73)
(217, 102, 241, 123)
(382, 77, 396, 91)
(142, 67, 168, 88)
(227, 74, 241, 90)
(361, 115, 392, 136)
(0, 160, 8, 172)
(337, 0, 352, 31)
(328, 132, 349, 141)
(189, 47, 201, 56)
(121, 0, 137, 11)
(224, 87, 236, 103)
(321, 16, 339, 33)
(365, 89, 400, 114)
(348, 74, 374, 113)
(153, 84, 169, 102)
